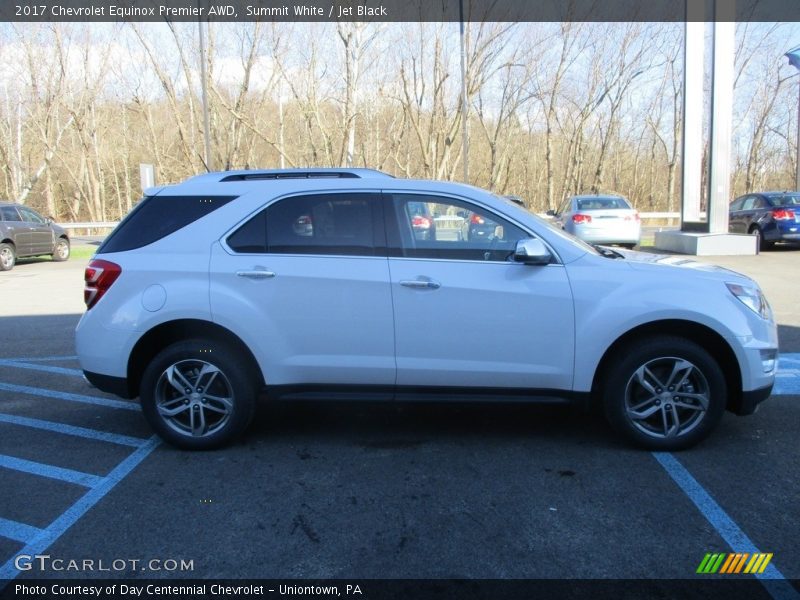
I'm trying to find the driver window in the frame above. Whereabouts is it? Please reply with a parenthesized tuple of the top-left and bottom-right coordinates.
(390, 194, 528, 262)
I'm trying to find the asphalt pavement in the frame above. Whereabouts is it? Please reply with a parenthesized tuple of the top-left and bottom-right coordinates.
(0, 246, 797, 597)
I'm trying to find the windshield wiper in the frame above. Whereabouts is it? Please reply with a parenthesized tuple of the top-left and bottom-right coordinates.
(592, 244, 624, 259)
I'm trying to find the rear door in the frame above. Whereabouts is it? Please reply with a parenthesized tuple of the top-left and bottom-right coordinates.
(385, 192, 575, 393)
(0, 206, 30, 255)
(728, 196, 746, 233)
(210, 191, 395, 391)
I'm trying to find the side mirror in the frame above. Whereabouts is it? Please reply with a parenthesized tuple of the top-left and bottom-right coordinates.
(513, 238, 552, 265)
(545, 209, 556, 217)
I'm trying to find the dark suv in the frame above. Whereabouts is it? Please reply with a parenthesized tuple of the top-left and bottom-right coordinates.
(0, 202, 70, 271)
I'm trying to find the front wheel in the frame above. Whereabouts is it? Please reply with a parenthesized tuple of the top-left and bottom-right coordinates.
(140, 339, 258, 450)
(52, 238, 70, 262)
(603, 336, 726, 450)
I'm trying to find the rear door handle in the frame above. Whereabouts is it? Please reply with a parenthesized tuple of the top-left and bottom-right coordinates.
(399, 279, 441, 290)
(236, 270, 275, 280)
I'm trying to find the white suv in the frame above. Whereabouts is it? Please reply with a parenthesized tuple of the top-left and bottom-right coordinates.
(75, 169, 778, 450)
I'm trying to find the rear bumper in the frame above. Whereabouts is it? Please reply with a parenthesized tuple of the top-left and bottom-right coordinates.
(83, 370, 134, 399)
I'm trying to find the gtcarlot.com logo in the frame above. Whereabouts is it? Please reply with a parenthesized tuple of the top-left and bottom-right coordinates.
(14, 554, 194, 573)
(696, 552, 773, 574)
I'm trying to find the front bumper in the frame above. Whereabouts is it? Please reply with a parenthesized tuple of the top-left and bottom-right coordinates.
(729, 383, 774, 416)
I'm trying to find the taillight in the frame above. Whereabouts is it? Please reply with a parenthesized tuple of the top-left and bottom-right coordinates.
(411, 215, 432, 229)
(624, 212, 641, 222)
(773, 208, 795, 220)
(470, 214, 485, 225)
(572, 213, 592, 224)
(84, 259, 121, 310)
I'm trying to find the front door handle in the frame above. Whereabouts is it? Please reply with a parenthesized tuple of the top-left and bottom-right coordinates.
(236, 269, 275, 280)
(399, 279, 441, 290)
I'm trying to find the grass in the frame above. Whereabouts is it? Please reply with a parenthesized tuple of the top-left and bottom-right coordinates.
(69, 246, 97, 262)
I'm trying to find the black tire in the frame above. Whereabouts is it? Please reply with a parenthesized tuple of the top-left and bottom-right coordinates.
(603, 336, 726, 451)
(0, 243, 16, 271)
(750, 226, 773, 251)
(140, 339, 258, 450)
(51, 238, 70, 262)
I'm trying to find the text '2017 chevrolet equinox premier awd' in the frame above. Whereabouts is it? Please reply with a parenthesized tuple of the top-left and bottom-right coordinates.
(75, 169, 778, 450)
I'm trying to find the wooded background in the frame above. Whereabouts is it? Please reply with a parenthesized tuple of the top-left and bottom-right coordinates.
(0, 21, 798, 221)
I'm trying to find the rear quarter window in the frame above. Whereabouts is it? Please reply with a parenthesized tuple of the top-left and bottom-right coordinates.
(98, 195, 236, 253)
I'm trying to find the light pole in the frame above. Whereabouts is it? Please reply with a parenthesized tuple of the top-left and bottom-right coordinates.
(459, 0, 468, 183)
(786, 46, 800, 191)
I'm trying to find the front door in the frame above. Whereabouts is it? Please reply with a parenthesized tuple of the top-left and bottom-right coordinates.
(385, 192, 575, 392)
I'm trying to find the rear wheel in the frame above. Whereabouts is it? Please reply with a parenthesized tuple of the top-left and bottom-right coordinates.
(749, 226, 772, 251)
(140, 339, 258, 450)
(0, 243, 16, 271)
(603, 336, 726, 450)
(52, 238, 70, 262)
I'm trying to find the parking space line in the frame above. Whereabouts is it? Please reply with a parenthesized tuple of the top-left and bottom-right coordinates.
(0, 517, 43, 544)
(653, 452, 799, 600)
(0, 413, 145, 448)
(0, 435, 160, 582)
(0, 381, 139, 411)
(0, 359, 83, 378)
(1, 356, 78, 363)
(0, 454, 103, 488)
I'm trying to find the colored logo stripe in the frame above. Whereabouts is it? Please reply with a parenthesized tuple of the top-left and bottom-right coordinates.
(698, 553, 773, 574)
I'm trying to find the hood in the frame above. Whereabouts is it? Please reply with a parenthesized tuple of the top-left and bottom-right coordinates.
(609, 247, 752, 282)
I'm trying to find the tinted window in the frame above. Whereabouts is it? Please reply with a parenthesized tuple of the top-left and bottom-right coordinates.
(99, 195, 236, 253)
(228, 193, 378, 256)
(769, 194, 800, 207)
(227, 210, 267, 254)
(388, 194, 528, 262)
(729, 197, 745, 211)
(18, 206, 45, 223)
(576, 197, 631, 210)
(753, 197, 768, 209)
(1, 206, 22, 222)
(742, 196, 757, 210)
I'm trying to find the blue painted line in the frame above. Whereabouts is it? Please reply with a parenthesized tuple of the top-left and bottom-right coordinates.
(0, 381, 139, 411)
(2, 356, 78, 362)
(774, 352, 800, 396)
(0, 454, 103, 488)
(0, 435, 159, 582)
(653, 452, 799, 600)
(0, 413, 145, 448)
(0, 359, 83, 377)
(0, 517, 43, 544)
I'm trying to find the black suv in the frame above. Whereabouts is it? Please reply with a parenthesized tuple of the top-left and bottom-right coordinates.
(0, 202, 71, 271)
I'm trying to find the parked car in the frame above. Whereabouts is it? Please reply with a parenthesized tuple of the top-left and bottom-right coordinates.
(548, 194, 641, 248)
(76, 168, 777, 451)
(728, 191, 800, 250)
(406, 200, 436, 241)
(0, 202, 71, 271)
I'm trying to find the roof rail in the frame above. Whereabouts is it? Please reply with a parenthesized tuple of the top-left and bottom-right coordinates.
(212, 168, 394, 183)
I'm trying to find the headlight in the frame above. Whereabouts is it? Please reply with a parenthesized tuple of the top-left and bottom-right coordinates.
(726, 282, 772, 320)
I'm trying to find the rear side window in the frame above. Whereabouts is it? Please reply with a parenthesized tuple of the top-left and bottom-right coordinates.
(227, 193, 379, 256)
(99, 195, 236, 253)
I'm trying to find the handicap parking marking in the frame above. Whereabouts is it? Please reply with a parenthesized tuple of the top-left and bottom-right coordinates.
(0, 381, 139, 411)
(0, 454, 104, 488)
(0, 517, 43, 545)
(774, 353, 800, 396)
(0, 357, 160, 584)
(0, 413, 144, 447)
(0, 359, 83, 378)
(653, 453, 799, 600)
(0, 436, 160, 580)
